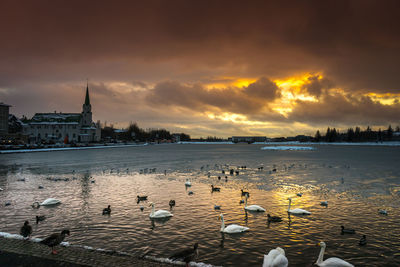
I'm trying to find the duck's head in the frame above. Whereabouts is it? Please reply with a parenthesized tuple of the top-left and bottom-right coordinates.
(193, 243, 199, 250)
(341, 225, 345, 229)
(24, 220, 29, 226)
(62, 229, 70, 236)
(108, 205, 111, 209)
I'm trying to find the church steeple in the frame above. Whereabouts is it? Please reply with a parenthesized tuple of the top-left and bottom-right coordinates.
(84, 81, 90, 106)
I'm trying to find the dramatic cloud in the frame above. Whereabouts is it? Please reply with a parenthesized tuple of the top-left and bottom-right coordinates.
(1, 1, 399, 137)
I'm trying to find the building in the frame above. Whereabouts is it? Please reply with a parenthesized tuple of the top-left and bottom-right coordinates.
(0, 103, 11, 136)
(23, 84, 101, 143)
(231, 136, 267, 143)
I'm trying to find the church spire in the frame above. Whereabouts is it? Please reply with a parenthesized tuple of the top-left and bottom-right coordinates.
(84, 80, 90, 106)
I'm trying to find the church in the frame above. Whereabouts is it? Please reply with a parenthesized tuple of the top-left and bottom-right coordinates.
(23, 84, 101, 143)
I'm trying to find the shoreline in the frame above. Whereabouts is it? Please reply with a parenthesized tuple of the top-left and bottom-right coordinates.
(1, 141, 400, 154)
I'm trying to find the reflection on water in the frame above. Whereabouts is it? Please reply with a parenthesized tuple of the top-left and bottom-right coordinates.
(0, 144, 400, 266)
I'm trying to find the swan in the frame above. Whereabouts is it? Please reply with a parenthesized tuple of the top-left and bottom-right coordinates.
(185, 179, 191, 186)
(315, 241, 354, 267)
(219, 213, 249, 233)
(287, 198, 311, 215)
(244, 195, 265, 212)
(262, 247, 288, 267)
(32, 198, 61, 208)
(149, 203, 173, 219)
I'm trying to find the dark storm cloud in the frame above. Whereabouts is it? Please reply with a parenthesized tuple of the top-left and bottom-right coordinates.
(1, 0, 400, 136)
(145, 78, 280, 115)
(288, 93, 400, 126)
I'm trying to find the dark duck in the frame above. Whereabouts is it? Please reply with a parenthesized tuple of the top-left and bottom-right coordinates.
(169, 243, 199, 267)
(20, 221, 32, 239)
(267, 214, 282, 222)
(40, 229, 70, 254)
(102, 205, 111, 215)
(211, 185, 220, 192)
(36, 215, 46, 224)
(341, 226, 355, 234)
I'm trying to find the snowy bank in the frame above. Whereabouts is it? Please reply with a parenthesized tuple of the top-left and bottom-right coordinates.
(261, 146, 315, 151)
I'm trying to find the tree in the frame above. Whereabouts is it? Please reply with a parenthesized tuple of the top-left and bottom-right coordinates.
(387, 125, 393, 140)
(314, 130, 321, 142)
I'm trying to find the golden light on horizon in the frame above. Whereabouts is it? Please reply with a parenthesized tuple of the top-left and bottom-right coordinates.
(367, 92, 400, 105)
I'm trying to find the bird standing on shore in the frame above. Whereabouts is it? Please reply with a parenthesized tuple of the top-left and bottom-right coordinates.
(20, 221, 32, 239)
(169, 243, 199, 267)
(40, 229, 70, 254)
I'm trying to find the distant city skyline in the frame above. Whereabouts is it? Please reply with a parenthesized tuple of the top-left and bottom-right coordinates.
(1, 1, 399, 138)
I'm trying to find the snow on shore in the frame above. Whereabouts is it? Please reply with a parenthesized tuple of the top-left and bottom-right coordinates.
(0, 143, 148, 154)
(261, 146, 315, 151)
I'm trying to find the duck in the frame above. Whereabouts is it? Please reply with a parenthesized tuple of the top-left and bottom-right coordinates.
(38, 185, 44, 189)
(20, 221, 32, 239)
(188, 191, 194, 195)
(297, 193, 303, 197)
(239, 199, 245, 204)
(169, 200, 176, 208)
(40, 229, 70, 254)
(262, 247, 288, 267)
(169, 243, 199, 267)
(219, 213, 249, 233)
(211, 185, 220, 192)
(244, 195, 265, 212)
(137, 195, 148, 201)
(287, 198, 311, 215)
(36, 215, 46, 224)
(315, 241, 354, 267)
(149, 203, 173, 219)
(359, 235, 367, 246)
(341, 226, 355, 234)
(378, 209, 388, 215)
(241, 189, 250, 197)
(267, 214, 282, 222)
(102, 205, 111, 215)
(185, 179, 192, 186)
(214, 205, 221, 210)
(140, 206, 144, 211)
(320, 201, 328, 207)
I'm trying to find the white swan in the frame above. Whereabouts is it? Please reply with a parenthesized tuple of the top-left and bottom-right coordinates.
(220, 213, 249, 233)
(315, 242, 354, 267)
(287, 198, 311, 215)
(244, 195, 265, 212)
(185, 179, 191, 186)
(262, 247, 288, 267)
(149, 203, 173, 219)
(32, 198, 61, 208)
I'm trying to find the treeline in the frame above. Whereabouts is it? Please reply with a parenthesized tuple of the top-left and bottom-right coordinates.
(101, 122, 190, 142)
(314, 125, 399, 142)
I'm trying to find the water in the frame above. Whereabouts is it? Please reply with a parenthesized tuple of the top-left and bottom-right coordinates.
(1, 144, 400, 266)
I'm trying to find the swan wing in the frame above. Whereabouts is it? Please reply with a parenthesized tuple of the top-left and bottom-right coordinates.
(289, 208, 311, 215)
(319, 257, 354, 267)
(224, 224, 249, 233)
(153, 210, 173, 218)
(263, 248, 288, 267)
(245, 205, 266, 212)
(41, 198, 61, 205)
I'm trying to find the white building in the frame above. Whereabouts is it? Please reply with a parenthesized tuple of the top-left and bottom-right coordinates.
(23, 85, 101, 143)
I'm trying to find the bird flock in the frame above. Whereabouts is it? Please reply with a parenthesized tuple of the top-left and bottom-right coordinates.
(5, 162, 390, 266)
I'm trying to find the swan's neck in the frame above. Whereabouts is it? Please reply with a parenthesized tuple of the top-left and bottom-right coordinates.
(288, 199, 291, 211)
(316, 245, 325, 264)
(245, 197, 248, 207)
(220, 216, 225, 231)
(151, 205, 155, 216)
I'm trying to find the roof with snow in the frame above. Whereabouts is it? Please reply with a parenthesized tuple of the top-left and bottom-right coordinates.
(30, 113, 81, 123)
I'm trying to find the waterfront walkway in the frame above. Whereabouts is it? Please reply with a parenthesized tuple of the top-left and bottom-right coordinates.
(0, 237, 176, 266)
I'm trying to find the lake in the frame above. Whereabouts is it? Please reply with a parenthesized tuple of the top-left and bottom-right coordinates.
(1, 144, 400, 266)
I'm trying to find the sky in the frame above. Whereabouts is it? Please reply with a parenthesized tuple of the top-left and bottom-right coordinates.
(1, 0, 399, 138)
